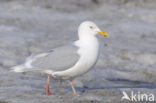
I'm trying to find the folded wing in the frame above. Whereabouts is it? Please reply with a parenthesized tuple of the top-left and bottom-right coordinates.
(11, 44, 80, 73)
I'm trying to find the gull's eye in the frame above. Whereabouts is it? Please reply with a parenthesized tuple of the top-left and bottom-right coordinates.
(89, 26, 93, 29)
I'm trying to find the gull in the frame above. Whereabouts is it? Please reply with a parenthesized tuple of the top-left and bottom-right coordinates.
(11, 21, 108, 96)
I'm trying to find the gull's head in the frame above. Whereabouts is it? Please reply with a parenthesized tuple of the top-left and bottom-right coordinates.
(78, 21, 108, 39)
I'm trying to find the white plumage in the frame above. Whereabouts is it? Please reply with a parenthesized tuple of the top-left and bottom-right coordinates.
(11, 21, 108, 96)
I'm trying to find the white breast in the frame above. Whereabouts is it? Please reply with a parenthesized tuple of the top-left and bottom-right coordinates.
(53, 37, 100, 79)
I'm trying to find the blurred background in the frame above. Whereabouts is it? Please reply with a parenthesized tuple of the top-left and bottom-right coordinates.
(0, 0, 156, 103)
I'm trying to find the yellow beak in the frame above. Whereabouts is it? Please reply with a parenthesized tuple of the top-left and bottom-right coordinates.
(98, 30, 108, 37)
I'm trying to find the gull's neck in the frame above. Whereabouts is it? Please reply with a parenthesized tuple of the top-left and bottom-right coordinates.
(76, 32, 99, 48)
(78, 31, 96, 40)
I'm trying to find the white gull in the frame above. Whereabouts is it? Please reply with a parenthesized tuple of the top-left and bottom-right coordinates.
(11, 21, 108, 96)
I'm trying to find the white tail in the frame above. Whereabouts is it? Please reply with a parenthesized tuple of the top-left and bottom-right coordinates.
(10, 64, 27, 72)
(10, 65, 46, 73)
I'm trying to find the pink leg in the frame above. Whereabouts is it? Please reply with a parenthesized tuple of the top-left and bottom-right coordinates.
(44, 74, 52, 96)
(69, 80, 79, 96)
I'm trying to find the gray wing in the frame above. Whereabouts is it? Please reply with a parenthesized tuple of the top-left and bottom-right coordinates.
(29, 43, 80, 72)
